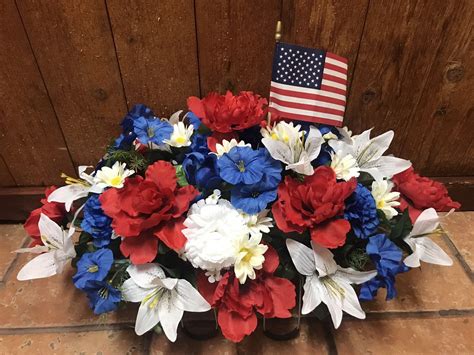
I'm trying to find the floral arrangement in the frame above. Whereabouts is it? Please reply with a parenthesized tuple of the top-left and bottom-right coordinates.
(17, 91, 460, 343)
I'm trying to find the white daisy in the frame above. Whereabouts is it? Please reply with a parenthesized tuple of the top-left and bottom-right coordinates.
(371, 180, 400, 219)
(94, 161, 135, 189)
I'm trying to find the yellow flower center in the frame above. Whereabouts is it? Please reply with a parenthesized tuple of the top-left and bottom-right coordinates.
(88, 265, 99, 273)
(109, 176, 122, 187)
(238, 160, 246, 172)
(377, 200, 385, 209)
(175, 136, 187, 144)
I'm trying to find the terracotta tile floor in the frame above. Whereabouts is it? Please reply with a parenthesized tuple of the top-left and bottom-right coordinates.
(1, 212, 473, 354)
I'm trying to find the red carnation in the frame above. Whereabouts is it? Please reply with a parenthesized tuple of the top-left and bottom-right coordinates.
(392, 167, 461, 221)
(187, 91, 267, 133)
(272, 166, 356, 248)
(100, 161, 198, 264)
(198, 246, 295, 342)
(24, 186, 66, 246)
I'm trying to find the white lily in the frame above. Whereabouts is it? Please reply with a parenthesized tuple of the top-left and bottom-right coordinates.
(213, 139, 251, 157)
(328, 129, 411, 181)
(286, 239, 376, 328)
(16, 214, 76, 280)
(122, 264, 210, 341)
(262, 123, 323, 175)
(47, 166, 103, 211)
(404, 208, 453, 268)
(94, 161, 135, 189)
(371, 180, 400, 220)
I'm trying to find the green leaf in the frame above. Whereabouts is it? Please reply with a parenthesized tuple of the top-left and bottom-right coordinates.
(389, 209, 412, 241)
(175, 165, 189, 186)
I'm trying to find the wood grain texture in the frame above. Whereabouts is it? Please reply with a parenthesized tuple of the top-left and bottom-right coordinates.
(0, 156, 15, 187)
(195, 0, 281, 96)
(107, 0, 199, 116)
(281, 0, 369, 86)
(0, 0, 75, 186)
(16, 0, 128, 167)
(399, 1, 474, 176)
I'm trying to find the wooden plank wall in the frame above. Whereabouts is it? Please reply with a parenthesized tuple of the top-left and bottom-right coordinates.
(0, 0, 473, 214)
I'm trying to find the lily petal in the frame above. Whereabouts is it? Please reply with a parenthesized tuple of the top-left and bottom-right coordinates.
(127, 264, 166, 289)
(174, 279, 211, 312)
(409, 208, 439, 236)
(47, 184, 90, 211)
(416, 237, 453, 266)
(310, 241, 338, 277)
(17, 252, 58, 280)
(301, 275, 322, 315)
(135, 295, 161, 336)
(121, 278, 151, 302)
(286, 239, 316, 276)
(319, 280, 343, 329)
(158, 292, 184, 342)
(335, 267, 377, 285)
(338, 281, 366, 320)
(38, 213, 64, 249)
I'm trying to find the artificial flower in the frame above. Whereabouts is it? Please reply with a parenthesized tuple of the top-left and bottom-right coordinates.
(163, 121, 194, 147)
(24, 186, 66, 246)
(217, 146, 264, 185)
(206, 132, 238, 153)
(72, 249, 114, 289)
(359, 234, 408, 301)
(198, 247, 295, 342)
(404, 208, 453, 268)
(187, 91, 267, 133)
(93, 161, 135, 189)
(81, 194, 113, 247)
(240, 209, 273, 237)
(182, 193, 250, 281)
(272, 166, 356, 248)
(262, 123, 323, 175)
(100, 161, 198, 264)
(213, 139, 251, 157)
(16, 214, 76, 281)
(182, 152, 222, 191)
(328, 129, 411, 181)
(233, 234, 268, 284)
(114, 104, 155, 150)
(286, 239, 376, 328)
(344, 184, 379, 239)
(83, 280, 121, 315)
(133, 116, 173, 146)
(330, 150, 360, 181)
(371, 180, 400, 220)
(122, 264, 210, 341)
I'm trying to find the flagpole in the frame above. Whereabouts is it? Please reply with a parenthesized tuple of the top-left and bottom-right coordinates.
(267, 20, 282, 126)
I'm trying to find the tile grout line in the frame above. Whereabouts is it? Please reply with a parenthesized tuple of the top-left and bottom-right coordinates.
(442, 233, 474, 282)
(0, 235, 30, 286)
(0, 322, 136, 335)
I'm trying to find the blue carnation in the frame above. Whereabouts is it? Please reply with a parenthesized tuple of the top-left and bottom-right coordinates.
(81, 195, 113, 248)
(182, 152, 222, 191)
(133, 117, 173, 146)
(73, 249, 114, 290)
(217, 146, 264, 185)
(344, 184, 379, 238)
(114, 104, 154, 149)
(189, 132, 210, 154)
(83, 280, 121, 315)
(359, 234, 409, 301)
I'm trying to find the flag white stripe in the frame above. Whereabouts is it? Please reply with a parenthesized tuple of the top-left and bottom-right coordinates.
(269, 92, 345, 111)
(325, 57, 348, 70)
(322, 79, 347, 91)
(270, 81, 346, 102)
(323, 68, 347, 79)
(269, 102, 344, 121)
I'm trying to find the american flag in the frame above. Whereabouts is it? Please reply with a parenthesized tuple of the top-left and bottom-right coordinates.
(268, 42, 348, 127)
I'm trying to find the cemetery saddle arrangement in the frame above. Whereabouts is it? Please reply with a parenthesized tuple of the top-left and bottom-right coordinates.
(16, 92, 460, 343)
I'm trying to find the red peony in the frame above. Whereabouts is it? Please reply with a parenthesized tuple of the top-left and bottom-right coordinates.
(198, 246, 295, 342)
(392, 167, 460, 221)
(187, 91, 267, 133)
(272, 166, 356, 248)
(24, 186, 66, 246)
(100, 161, 198, 264)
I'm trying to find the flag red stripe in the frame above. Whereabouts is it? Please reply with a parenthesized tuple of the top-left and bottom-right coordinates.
(321, 84, 346, 96)
(326, 52, 348, 64)
(270, 85, 346, 106)
(270, 96, 345, 116)
(324, 62, 347, 74)
(322, 73, 347, 85)
(269, 107, 343, 127)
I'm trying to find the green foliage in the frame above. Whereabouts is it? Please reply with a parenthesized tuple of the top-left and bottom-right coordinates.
(346, 247, 371, 271)
(106, 148, 148, 172)
(389, 209, 412, 242)
(175, 165, 189, 186)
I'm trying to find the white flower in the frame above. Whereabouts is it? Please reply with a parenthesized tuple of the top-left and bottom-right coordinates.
(371, 180, 400, 219)
(213, 139, 251, 157)
(328, 129, 411, 181)
(404, 208, 453, 268)
(323, 132, 338, 141)
(94, 161, 135, 189)
(163, 121, 194, 148)
(261, 122, 323, 175)
(240, 209, 273, 237)
(330, 150, 360, 181)
(182, 195, 250, 280)
(122, 264, 210, 341)
(48, 166, 103, 211)
(16, 214, 76, 280)
(234, 234, 268, 284)
(286, 239, 377, 328)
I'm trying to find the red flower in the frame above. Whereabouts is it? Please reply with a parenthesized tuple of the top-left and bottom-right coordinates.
(198, 246, 295, 342)
(24, 186, 66, 246)
(392, 167, 460, 221)
(100, 161, 198, 264)
(187, 91, 267, 133)
(272, 166, 356, 248)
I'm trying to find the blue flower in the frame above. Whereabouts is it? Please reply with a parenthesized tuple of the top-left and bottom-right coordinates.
(73, 249, 114, 290)
(81, 195, 113, 248)
(359, 234, 409, 301)
(344, 184, 379, 239)
(133, 117, 173, 146)
(186, 111, 202, 130)
(217, 146, 264, 185)
(182, 152, 222, 191)
(83, 280, 121, 315)
(114, 104, 154, 149)
(189, 132, 210, 154)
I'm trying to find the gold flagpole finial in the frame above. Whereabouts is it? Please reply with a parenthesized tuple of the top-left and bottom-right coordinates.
(275, 21, 282, 42)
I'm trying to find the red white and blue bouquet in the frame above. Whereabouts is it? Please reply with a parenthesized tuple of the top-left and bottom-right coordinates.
(17, 90, 460, 342)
